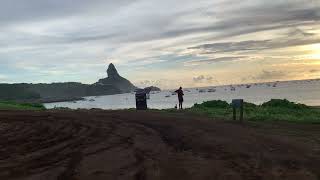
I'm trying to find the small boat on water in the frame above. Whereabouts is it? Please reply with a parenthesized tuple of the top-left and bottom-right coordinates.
(208, 89, 216, 92)
(246, 85, 251, 88)
(89, 99, 95, 102)
(230, 87, 236, 91)
(165, 95, 171, 98)
(199, 89, 206, 93)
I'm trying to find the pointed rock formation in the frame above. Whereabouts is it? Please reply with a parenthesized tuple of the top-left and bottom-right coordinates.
(96, 63, 136, 93)
(107, 63, 120, 78)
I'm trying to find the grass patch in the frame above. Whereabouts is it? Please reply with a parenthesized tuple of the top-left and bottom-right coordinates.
(0, 101, 46, 110)
(186, 99, 320, 123)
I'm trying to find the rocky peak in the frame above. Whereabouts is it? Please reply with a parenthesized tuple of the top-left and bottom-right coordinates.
(107, 63, 120, 78)
(96, 63, 136, 92)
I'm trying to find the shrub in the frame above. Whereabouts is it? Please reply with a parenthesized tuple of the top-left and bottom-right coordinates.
(243, 102, 258, 108)
(194, 100, 230, 108)
(188, 99, 320, 123)
(262, 99, 309, 109)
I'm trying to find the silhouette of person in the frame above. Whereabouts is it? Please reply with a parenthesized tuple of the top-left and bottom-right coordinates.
(175, 87, 184, 109)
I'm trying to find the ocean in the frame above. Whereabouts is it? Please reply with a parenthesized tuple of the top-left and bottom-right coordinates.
(44, 79, 320, 110)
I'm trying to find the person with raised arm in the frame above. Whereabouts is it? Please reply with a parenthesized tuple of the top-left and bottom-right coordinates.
(175, 87, 184, 109)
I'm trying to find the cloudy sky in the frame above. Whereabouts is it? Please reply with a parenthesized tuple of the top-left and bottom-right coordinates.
(0, 0, 320, 89)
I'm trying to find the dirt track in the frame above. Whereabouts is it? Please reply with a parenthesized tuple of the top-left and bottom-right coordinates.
(0, 110, 319, 180)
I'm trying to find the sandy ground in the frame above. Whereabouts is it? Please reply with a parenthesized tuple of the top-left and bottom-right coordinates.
(0, 110, 319, 180)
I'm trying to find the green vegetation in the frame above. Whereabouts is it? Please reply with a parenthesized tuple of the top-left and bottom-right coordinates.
(0, 84, 41, 101)
(187, 99, 320, 123)
(0, 101, 46, 110)
(0, 83, 121, 103)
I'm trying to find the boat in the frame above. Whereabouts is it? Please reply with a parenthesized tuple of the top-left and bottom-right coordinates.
(165, 95, 171, 98)
(199, 89, 206, 93)
(89, 99, 95, 102)
(208, 89, 216, 92)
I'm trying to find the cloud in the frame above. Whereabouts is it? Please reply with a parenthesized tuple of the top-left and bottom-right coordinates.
(240, 70, 288, 82)
(193, 75, 214, 83)
(255, 70, 287, 80)
(189, 28, 319, 54)
(193, 75, 205, 82)
(185, 56, 247, 66)
(0, 0, 319, 87)
(0, 74, 7, 81)
(136, 80, 163, 88)
(310, 69, 320, 73)
(0, 0, 136, 27)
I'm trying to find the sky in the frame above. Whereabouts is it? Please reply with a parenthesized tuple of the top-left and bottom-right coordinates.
(0, 0, 320, 89)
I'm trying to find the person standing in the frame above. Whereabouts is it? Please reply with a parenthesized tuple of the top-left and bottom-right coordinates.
(175, 87, 184, 109)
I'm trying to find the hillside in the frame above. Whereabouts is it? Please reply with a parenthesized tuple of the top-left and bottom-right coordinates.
(0, 64, 136, 103)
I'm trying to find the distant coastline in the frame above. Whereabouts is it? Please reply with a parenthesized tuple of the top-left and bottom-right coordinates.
(162, 78, 320, 91)
(1, 73, 319, 104)
(0, 64, 136, 103)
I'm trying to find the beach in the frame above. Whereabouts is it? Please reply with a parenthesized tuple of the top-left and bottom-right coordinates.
(0, 109, 319, 180)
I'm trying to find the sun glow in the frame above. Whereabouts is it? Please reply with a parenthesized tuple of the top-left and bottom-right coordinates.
(298, 43, 320, 64)
(308, 43, 320, 60)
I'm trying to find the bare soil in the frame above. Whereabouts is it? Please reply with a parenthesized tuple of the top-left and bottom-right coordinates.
(0, 110, 319, 180)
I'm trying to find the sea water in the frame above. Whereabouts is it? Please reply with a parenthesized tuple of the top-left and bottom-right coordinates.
(45, 79, 320, 110)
